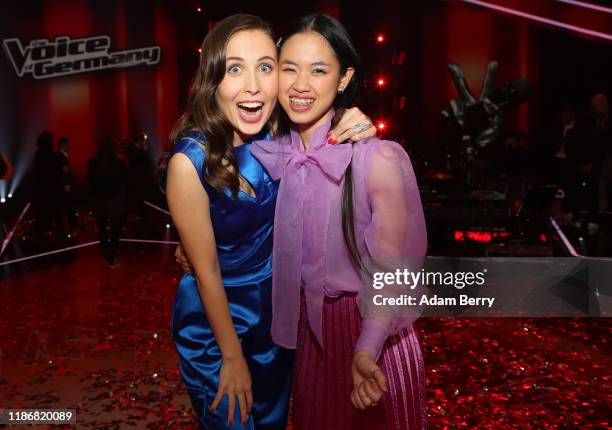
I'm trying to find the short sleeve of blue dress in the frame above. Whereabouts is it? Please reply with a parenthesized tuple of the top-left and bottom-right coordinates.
(165, 130, 291, 430)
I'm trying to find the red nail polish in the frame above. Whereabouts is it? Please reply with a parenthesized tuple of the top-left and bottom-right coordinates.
(328, 137, 337, 145)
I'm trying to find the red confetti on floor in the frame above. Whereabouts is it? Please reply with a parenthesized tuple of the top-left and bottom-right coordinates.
(1, 245, 610, 429)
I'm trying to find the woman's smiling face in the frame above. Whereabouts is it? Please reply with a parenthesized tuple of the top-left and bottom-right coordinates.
(278, 31, 354, 132)
(215, 29, 278, 144)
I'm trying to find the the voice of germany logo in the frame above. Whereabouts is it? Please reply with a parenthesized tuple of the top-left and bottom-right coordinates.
(2, 35, 161, 79)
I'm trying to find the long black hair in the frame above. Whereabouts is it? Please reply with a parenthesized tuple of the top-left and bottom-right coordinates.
(277, 14, 365, 271)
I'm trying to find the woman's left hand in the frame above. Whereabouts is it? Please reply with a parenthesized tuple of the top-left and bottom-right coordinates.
(350, 351, 388, 409)
(175, 243, 194, 273)
(328, 107, 376, 144)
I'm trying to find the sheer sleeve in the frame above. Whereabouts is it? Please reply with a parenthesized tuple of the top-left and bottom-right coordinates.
(355, 141, 427, 360)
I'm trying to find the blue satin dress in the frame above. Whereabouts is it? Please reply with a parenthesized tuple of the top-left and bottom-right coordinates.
(167, 130, 292, 429)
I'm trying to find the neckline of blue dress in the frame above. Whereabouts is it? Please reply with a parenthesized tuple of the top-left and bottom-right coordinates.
(182, 129, 268, 151)
(180, 129, 268, 203)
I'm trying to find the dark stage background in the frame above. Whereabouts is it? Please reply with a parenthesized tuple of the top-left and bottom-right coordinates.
(0, 1, 611, 429)
(1, 0, 611, 193)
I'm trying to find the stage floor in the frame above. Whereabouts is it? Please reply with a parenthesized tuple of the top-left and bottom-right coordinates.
(1, 244, 609, 429)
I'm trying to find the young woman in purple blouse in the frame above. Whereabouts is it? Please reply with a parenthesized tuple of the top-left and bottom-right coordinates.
(250, 14, 427, 430)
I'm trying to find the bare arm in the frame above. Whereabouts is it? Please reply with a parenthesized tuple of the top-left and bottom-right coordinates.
(167, 153, 241, 358)
(166, 153, 251, 425)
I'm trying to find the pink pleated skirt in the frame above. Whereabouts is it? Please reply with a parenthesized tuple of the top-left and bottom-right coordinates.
(291, 293, 427, 430)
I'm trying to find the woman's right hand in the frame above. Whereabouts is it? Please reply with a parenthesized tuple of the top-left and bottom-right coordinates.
(210, 354, 253, 426)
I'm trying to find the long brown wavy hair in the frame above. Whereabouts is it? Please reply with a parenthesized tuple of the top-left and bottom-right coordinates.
(171, 14, 274, 197)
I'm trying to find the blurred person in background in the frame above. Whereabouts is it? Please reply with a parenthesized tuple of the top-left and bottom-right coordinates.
(125, 131, 153, 220)
(88, 137, 127, 267)
(56, 137, 77, 234)
(548, 102, 587, 216)
(586, 94, 611, 213)
(32, 131, 63, 237)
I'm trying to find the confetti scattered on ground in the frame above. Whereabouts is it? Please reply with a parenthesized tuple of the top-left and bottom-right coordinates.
(1, 244, 609, 429)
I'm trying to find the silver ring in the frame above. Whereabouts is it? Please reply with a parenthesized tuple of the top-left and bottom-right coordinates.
(351, 122, 373, 134)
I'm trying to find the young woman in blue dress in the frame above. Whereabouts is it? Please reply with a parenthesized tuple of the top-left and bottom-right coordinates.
(165, 14, 375, 429)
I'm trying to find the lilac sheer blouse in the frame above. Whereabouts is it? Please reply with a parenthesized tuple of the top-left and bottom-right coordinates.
(250, 113, 427, 360)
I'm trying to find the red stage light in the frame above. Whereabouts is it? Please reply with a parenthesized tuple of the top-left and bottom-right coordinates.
(454, 230, 513, 243)
(467, 231, 492, 243)
(377, 78, 386, 87)
(377, 121, 386, 130)
(196, 7, 202, 13)
(376, 34, 385, 43)
(198, 48, 202, 53)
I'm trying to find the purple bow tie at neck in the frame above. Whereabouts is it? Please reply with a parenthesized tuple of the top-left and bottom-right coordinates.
(250, 119, 353, 349)
(251, 131, 352, 183)
(285, 143, 352, 183)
